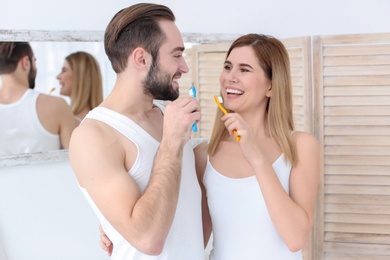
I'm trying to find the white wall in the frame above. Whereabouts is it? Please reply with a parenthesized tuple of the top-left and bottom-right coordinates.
(1, 0, 389, 38)
(0, 155, 109, 260)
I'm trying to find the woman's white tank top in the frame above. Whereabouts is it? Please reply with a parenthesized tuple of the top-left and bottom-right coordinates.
(204, 154, 302, 260)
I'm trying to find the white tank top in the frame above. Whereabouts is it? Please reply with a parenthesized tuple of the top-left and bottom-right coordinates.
(0, 89, 60, 155)
(79, 105, 204, 260)
(204, 154, 302, 260)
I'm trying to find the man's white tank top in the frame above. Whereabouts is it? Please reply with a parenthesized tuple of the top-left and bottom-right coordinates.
(79, 105, 204, 260)
(0, 89, 60, 155)
(204, 154, 303, 260)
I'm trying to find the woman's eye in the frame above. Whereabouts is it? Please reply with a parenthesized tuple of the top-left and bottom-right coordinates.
(223, 65, 231, 70)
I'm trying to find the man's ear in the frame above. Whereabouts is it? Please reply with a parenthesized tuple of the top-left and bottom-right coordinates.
(265, 84, 272, 97)
(132, 47, 150, 70)
(19, 56, 30, 71)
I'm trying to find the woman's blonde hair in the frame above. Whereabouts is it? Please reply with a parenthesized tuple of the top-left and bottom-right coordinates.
(66, 51, 103, 115)
(208, 34, 297, 165)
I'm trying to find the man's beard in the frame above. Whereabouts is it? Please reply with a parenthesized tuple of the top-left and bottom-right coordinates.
(28, 64, 36, 89)
(143, 59, 180, 101)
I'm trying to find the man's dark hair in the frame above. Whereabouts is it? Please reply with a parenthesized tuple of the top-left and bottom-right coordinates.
(0, 42, 33, 74)
(104, 3, 175, 73)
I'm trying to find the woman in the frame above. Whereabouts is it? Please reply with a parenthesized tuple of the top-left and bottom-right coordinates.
(56, 51, 103, 123)
(100, 34, 320, 259)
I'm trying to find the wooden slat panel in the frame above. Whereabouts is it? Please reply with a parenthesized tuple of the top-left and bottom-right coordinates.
(325, 155, 390, 166)
(324, 223, 390, 235)
(324, 241, 390, 255)
(324, 86, 390, 96)
(324, 136, 390, 145)
(324, 203, 390, 215)
(324, 116, 390, 125)
(325, 254, 390, 260)
(325, 232, 390, 244)
(324, 126, 390, 136)
(323, 76, 390, 86)
(324, 96, 390, 106)
(325, 165, 390, 176)
(325, 185, 390, 196)
(324, 65, 390, 76)
(283, 37, 312, 134)
(325, 194, 390, 205)
(325, 146, 390, 156)
(324, 45, 390, 56)
(323, 55, 390, 66)
(325, 213, 390, 225)
(324, 106, 390, 116)
(290, 67, 304, 77)
(325, 175, 390, 185)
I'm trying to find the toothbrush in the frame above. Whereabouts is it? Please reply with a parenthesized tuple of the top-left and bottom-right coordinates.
(188, 85, 198, 133)
(48, 87, 55, 95)
(214, 95, 240, 142)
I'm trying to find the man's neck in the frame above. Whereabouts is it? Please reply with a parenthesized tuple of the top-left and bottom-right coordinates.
(0, 75, 29, 104)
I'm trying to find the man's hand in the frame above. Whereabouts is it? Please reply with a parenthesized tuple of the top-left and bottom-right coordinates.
(99, 225, 113, 256)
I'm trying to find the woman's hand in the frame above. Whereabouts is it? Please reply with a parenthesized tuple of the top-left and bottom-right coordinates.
(221, 113, 266, 166)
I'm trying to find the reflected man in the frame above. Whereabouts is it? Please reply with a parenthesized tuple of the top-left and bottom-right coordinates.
(0, 42, 77, 155)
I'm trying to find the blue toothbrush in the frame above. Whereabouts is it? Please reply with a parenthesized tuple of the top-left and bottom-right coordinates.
(188, 85, 198, 132)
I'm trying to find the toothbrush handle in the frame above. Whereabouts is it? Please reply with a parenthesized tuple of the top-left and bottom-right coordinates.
(189, 86, 198, 133)
(192, 123, 198, 132)
(233, 130, 240, 142)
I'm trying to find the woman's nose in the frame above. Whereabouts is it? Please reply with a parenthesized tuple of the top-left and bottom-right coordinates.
(226, 70, 238, 83)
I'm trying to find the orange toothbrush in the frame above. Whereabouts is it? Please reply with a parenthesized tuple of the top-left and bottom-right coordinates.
(214, 95, 240, 142)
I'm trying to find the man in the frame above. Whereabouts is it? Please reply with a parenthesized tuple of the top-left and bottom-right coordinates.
(0, 42, 77, 155)
(69, 3, 204, 259)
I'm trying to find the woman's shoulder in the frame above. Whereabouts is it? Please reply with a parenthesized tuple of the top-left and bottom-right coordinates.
(192, 139, 209, 181)
(292, 131, 320, 154)
(292, 130, 317, 142)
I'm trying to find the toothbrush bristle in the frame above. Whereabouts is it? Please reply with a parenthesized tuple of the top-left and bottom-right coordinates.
(217, 95, 223, 103)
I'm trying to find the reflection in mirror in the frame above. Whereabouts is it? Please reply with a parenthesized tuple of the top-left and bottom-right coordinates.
(31, 41, 115, 99)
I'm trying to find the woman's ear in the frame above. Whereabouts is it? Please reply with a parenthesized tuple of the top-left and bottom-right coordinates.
(265, 84, 272, 97)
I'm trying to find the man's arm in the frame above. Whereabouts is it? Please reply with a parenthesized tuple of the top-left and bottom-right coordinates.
(70, 97, 200, 255)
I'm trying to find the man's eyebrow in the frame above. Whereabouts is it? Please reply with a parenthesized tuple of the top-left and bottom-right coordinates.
(171, 46, 185, 53)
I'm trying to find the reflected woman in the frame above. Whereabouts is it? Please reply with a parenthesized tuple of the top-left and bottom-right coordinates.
(57, 51, 103, 123)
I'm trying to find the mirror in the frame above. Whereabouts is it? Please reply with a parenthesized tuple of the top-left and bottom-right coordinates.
(0, 30, 239, 158)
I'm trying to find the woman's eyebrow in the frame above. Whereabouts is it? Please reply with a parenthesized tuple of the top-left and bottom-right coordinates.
(224, 60, 254, 69)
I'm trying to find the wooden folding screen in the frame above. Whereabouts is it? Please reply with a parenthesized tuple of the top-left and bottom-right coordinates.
(179, 33, 390, 259)
(313, 33, 390, 259)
